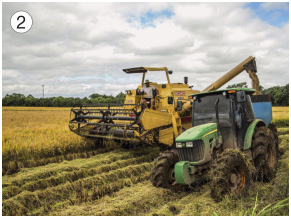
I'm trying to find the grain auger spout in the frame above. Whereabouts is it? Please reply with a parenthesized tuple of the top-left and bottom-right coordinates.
(181, 56, 260, 114)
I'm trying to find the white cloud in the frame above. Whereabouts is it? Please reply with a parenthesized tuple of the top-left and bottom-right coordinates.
(2, 2, 289, 98)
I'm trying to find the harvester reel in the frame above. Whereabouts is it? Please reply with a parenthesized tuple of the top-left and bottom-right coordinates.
(98, 110, 117, 124)
(71, 109, 89, 123)
(130, 108, 141, 127)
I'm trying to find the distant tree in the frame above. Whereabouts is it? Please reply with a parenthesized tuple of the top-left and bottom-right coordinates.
(262, 84, 289, 106)
(89, 93, 102, 99)
(115, 92, 126, 103)
(82, 97, 90, 105)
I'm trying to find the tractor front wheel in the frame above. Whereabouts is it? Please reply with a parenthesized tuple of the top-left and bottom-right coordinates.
(150, 149, 179, 189)
(252, 126, 278, 181)
(210, 149, 251, 201)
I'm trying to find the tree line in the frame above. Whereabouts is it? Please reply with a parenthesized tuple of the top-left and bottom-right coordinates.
(2, 92, 126, 107)
(2, 84, 289, 107)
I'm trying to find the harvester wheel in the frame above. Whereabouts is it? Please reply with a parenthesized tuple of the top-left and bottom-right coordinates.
(210, 149, 251, 201)
(150, 149, 179, 189)
(252, 126, 277, 181)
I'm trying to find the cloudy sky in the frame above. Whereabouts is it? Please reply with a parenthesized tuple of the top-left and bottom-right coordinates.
(2, 2, 289, 98)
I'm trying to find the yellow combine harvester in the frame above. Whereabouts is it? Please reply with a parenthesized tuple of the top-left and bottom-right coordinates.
(69, 56, 259, 148)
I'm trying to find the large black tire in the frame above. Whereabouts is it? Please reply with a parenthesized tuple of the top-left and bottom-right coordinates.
(252, 126, 278, 182)
(210, 149, 251, 201)
(150, 150, 179, 188)
(268, 123, 279, 156)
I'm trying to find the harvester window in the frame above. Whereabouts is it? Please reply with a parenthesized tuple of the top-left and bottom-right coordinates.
(168, 97, 173, 104)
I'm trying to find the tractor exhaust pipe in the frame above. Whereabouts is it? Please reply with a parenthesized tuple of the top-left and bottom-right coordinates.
(215, 98, 223, 145)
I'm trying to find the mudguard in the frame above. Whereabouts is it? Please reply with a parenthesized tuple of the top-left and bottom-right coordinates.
(243, 119, 266, 150)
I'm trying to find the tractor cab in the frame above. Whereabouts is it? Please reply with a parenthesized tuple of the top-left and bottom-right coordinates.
(191, 88, 256, 150)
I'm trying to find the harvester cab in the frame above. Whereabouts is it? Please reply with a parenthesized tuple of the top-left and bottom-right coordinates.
(122, 66, 198, 112)
(151, 88, 278, 200)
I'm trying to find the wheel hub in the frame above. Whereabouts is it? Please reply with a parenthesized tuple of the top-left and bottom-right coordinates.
(229, 169, 243, 193)
(168, 168, 175, 184)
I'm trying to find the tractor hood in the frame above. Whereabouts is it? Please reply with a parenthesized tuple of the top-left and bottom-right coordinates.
(176, 123, 217, 142)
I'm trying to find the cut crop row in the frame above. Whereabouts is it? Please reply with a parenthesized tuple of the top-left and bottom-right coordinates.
(2, 162, 152, 216)
(3, 150, 158, 200)
(3, 146, 157, 188)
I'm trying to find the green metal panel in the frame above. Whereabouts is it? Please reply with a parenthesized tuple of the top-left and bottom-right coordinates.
(175, 123, 220, 185)
(189, 88, 255, 98)
(174, 161, 187, 184)
(174, 161, 196, 185)
(243, 119, 266, 150)
(176, 123, 217, 142)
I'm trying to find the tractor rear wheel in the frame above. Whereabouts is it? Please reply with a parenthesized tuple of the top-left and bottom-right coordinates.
(210, 149, 251, 201)
(268, 123, 279, 156)
(252, 126, 277, 181)
(150, 149, 179, 189)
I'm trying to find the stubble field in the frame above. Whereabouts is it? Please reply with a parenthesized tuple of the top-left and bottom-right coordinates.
(2, 106, 289, 215)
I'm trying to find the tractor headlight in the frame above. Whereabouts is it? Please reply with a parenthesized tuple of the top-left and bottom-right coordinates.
(186, 142, 193, 147)
(176, 142, 182, 148)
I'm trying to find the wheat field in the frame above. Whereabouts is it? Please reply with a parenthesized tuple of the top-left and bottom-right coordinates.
(2, 106, 289, 215)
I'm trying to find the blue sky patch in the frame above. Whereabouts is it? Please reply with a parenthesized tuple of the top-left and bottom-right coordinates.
(245, 2, 289, 27)
(138, 10, 174, 28)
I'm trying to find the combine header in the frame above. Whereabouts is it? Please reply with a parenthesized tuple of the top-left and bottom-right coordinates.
(69, 56, 259, 148)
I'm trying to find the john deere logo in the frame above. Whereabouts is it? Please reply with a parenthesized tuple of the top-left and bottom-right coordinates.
(182, 143, 186, 147)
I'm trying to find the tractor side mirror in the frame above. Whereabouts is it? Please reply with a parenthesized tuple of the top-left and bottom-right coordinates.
(177, 101, 183, 111)
(236, 91, 246, 103)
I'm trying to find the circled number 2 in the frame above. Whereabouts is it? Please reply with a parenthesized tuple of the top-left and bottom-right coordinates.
(11, 11, 33, 33)
(17, 16, 25, 29)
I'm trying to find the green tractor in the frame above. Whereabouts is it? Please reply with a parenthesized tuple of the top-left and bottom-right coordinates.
(150, 88, 278, 200)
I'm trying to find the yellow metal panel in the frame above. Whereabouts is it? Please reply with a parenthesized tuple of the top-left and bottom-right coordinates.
(140, 109, 172, 130)
(144, 67, 168, 71)
(159, 127, 174, 146)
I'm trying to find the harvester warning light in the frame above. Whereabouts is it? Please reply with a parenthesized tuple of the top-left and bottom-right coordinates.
(228, 90, 236, 93)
